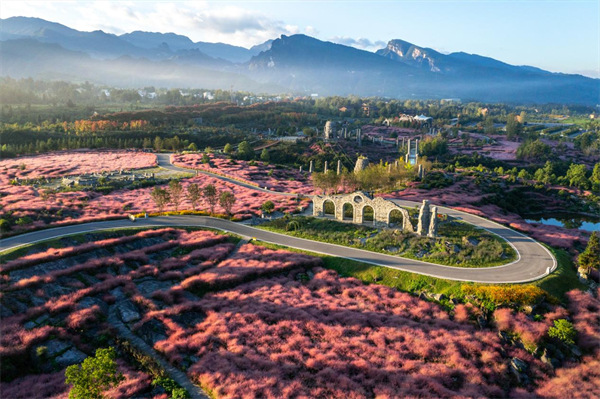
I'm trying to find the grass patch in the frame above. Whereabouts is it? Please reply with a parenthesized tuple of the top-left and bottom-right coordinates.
(532, 246, 587, 302)
(260, 216, 516, 268)
(254, 239, 586, 309)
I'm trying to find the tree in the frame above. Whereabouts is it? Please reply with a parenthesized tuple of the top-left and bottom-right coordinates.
(219, 191, 236, 216)
(223, 143, 233, 154)
(168, 180, 184, 212)
(578, 231, 600, 275)
(151, 187, 171, 213)
(590, 163, 600, 190)
(548, 319, 577, 345)
(533, 161, 556, 185)
(187, 143, 198, 151)
(260, 148, 270, 163)
(565, 164, 589, 189)
(483, 116, 497, 135)
(186, 183, 202, 211)
(153, 136, 163, 152)
(261, 200, 275, 214)
(506, 113, 522, 140)
(201, 153, 210, 164)
(517, 169, 531, 182)
(65, 347, 123, 399)
(237, 141, 254, 160)
(202, 184, 219, 214)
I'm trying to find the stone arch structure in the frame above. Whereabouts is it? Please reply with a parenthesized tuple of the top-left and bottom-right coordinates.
(313, 191, 414, 232)
(322, 199, 335, 216)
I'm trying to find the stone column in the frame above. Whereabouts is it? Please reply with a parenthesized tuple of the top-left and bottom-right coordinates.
(418, 164, 423, 179)
(309, 160, 314, 173)
(428, 206, 438, 238)
(337, 159, 342, 175)
(299, 166, 303, 173)
(324, 161, 328, 174)
(417, 200, 430, 236)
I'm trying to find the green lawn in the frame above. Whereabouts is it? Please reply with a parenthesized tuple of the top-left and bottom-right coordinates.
(259, 216, 516, 268)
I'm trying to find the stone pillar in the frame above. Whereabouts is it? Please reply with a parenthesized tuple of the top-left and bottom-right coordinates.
(417, 200, 431, 236)
(313, 198, 323, 216)
(309, 160, 314, 173)
(335, 200, 343, 221)
(354, 157, 369, 174)
(299, 166, 303, 173)
(428, 206, 438, 238)
(394, 160, 399, 169)
(418, 164, 423, 179)
(387, 164, 392, 173)
(324, 161, 328, 174)
(396, 137, 399, 147)
(337, 159, 342, 175)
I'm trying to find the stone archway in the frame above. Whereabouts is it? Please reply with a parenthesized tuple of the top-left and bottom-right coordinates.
(323, 199, 335, 216)
(342, 203, 354, 221)
(389, 209, 404, 226)
(312, 191, 437, 236)
(362, 205, 375, 225)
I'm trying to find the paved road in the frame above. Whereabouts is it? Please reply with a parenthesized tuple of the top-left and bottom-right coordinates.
(156, 153, 298, 197)
(0, 214, 556, 284)
(0, 153, 556, 283)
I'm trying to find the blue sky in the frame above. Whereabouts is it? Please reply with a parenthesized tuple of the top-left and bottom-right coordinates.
(2, 0, 598, 77)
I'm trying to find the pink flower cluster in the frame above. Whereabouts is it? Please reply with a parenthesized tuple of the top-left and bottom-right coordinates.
(171, 153, 315, 194)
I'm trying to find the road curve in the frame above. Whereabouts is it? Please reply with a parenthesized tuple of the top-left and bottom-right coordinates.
(0, 214, 556, 284)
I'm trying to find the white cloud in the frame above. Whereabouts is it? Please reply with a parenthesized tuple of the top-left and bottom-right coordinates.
(329, 36, 387, 52)
(0, 0, 297, 48)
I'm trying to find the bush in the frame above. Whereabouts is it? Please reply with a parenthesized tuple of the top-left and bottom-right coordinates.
(65, 347, 124, 399)
(462, 284, 547, 306)
(548, 319, 577, 345)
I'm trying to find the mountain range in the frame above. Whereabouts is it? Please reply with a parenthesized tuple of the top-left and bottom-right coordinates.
(1, 16, 597, 105)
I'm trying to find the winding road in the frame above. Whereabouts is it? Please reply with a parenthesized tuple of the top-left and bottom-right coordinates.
(0, 153, 556, 284)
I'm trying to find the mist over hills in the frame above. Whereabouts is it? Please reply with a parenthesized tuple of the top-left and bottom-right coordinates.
(1, 16, 597, 105)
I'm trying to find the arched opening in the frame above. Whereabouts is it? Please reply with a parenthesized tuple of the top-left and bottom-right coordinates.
(362, 205, 374, 224)
(323, 200, 335, 216)
(342, 203, 354, 220)
(389, 208, 404, 226)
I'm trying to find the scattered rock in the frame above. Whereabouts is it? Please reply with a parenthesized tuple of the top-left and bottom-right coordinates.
(78, 296, 108, 314)
(569, 344, 582, 358)
(135, 319, 167, 345)
(118, 300, 140, 323)
(510, 357, 528, 373)
(110, 287, 126, 300)
(477, 315, 487, 329)
(510, 357, 530, 385)
(415, 250, 429, 258)
(432, 293, 447, 302)
(55, 348, 87, 368)
(44, 340, 72, 357)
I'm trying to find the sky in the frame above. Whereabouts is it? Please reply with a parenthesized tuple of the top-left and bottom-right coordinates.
(1, 0, 599, 77)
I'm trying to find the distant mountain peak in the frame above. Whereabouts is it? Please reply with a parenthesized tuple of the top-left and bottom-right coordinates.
(377, 39, 442, 72)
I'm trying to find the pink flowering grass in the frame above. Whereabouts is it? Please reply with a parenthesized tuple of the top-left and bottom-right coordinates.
(0, 150, 156, 179)
(0, 172, 308, 234)
(172, 153, 315, 194)
(148, 268, 550, 398)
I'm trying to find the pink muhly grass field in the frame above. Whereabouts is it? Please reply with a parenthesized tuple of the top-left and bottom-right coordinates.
(0, 150, 157, 179)
(172, 153, 315, 194)
(151, 268, 548, 398)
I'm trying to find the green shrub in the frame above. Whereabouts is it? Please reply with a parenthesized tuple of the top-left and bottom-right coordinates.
(548, 319, 576, 345)
(65, 347, 124, 399)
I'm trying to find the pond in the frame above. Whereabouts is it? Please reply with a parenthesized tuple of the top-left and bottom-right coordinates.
(525, 213, 600, 232)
